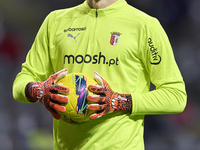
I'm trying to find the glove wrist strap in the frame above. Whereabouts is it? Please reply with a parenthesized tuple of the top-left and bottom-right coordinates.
(111, 94, 132, 112)
(25, 82, 42, 102)
(32, 85, 43, 99)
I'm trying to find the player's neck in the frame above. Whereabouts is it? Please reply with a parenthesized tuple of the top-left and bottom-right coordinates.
(87, 0, 118, 9)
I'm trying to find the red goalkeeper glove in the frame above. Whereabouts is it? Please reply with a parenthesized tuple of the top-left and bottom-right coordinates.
(87, 72, 132, 120)
(25, 69, 70, 119)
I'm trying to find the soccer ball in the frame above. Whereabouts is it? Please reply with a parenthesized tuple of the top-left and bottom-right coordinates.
(56, 73, 98, 124)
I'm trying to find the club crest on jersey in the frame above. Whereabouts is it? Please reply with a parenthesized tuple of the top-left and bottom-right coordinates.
(110, 32, 121, 46)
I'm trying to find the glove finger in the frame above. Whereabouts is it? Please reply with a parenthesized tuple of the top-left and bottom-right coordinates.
(52, 85, 70, 94)
(51, 94, 69, 103)
(49, 108, 61, 120)
(88, 85, 105, 94)
(49, 101, 66, 113)
(89, 113, 102, 120)
(93, 72, 106, 87)
(48, 69, 67, 84)
(53, 68, 68, 84)
(43, 102, 61, 119)
(93, 72, 111, 90)
(90, 108, 111, 120)
(87, 95, 105, 103)
(88, 104, 105, 111)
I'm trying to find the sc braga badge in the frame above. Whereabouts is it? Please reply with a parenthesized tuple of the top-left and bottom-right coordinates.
(110, 32, 121, 46)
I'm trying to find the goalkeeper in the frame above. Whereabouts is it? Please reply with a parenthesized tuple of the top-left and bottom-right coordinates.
(13, 0, 187, 149)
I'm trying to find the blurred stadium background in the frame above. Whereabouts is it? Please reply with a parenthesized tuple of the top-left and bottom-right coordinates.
(0, 0, 200, 149)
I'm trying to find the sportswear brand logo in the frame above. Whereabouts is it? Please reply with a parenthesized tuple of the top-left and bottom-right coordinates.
(64, 27, 87, 32)
(148, 38, 161, 65)
(110, 32, 122, 46)
(67, 33, 80, 43)
(64, 52, 119, 67)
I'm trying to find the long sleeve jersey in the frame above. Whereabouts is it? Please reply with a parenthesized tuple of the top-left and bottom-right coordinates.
(13, 0, 187, 149)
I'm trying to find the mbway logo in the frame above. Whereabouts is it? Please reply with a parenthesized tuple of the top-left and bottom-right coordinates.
(64, 52, 119, 67)
(64, 27, 87, 32)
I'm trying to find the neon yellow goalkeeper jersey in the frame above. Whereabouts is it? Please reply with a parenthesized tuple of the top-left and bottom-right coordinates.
(13, 0, 187, 149)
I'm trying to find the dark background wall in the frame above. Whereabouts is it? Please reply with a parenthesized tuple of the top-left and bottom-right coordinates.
(0, 0, 199, 149)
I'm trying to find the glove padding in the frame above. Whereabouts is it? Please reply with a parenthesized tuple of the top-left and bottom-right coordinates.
(87, 72, 132, 120)
(25, 69, 70, 119)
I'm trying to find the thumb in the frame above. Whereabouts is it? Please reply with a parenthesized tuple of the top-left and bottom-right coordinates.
(53, 68, 68, 84)
(93, 72, 106, 87)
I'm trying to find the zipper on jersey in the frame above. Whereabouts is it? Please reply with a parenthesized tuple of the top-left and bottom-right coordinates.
(91, 9, 98, 44)
(96, 9, 98, 18)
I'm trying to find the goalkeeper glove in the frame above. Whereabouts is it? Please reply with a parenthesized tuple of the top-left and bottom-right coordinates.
(25, 69, 69, 119)
(87, 72, 132, 120)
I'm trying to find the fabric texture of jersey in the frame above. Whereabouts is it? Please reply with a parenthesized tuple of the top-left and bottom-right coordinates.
(13, 0, 187, 149)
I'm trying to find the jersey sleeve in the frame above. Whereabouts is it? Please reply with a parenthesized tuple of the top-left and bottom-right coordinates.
(12, 12, 55, 103)
(132, 18, 187, 115)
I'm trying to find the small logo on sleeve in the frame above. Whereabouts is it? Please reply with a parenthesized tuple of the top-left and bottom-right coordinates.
(148, 38, 161, 65)
(110, 32, 122, 46)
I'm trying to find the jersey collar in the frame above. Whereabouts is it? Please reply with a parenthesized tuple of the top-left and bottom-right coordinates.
(79, 0, 127, 17)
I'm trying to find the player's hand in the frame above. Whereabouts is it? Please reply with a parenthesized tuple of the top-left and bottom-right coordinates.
(25, 69, 70, 119)
(87, 72, 132, 120)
